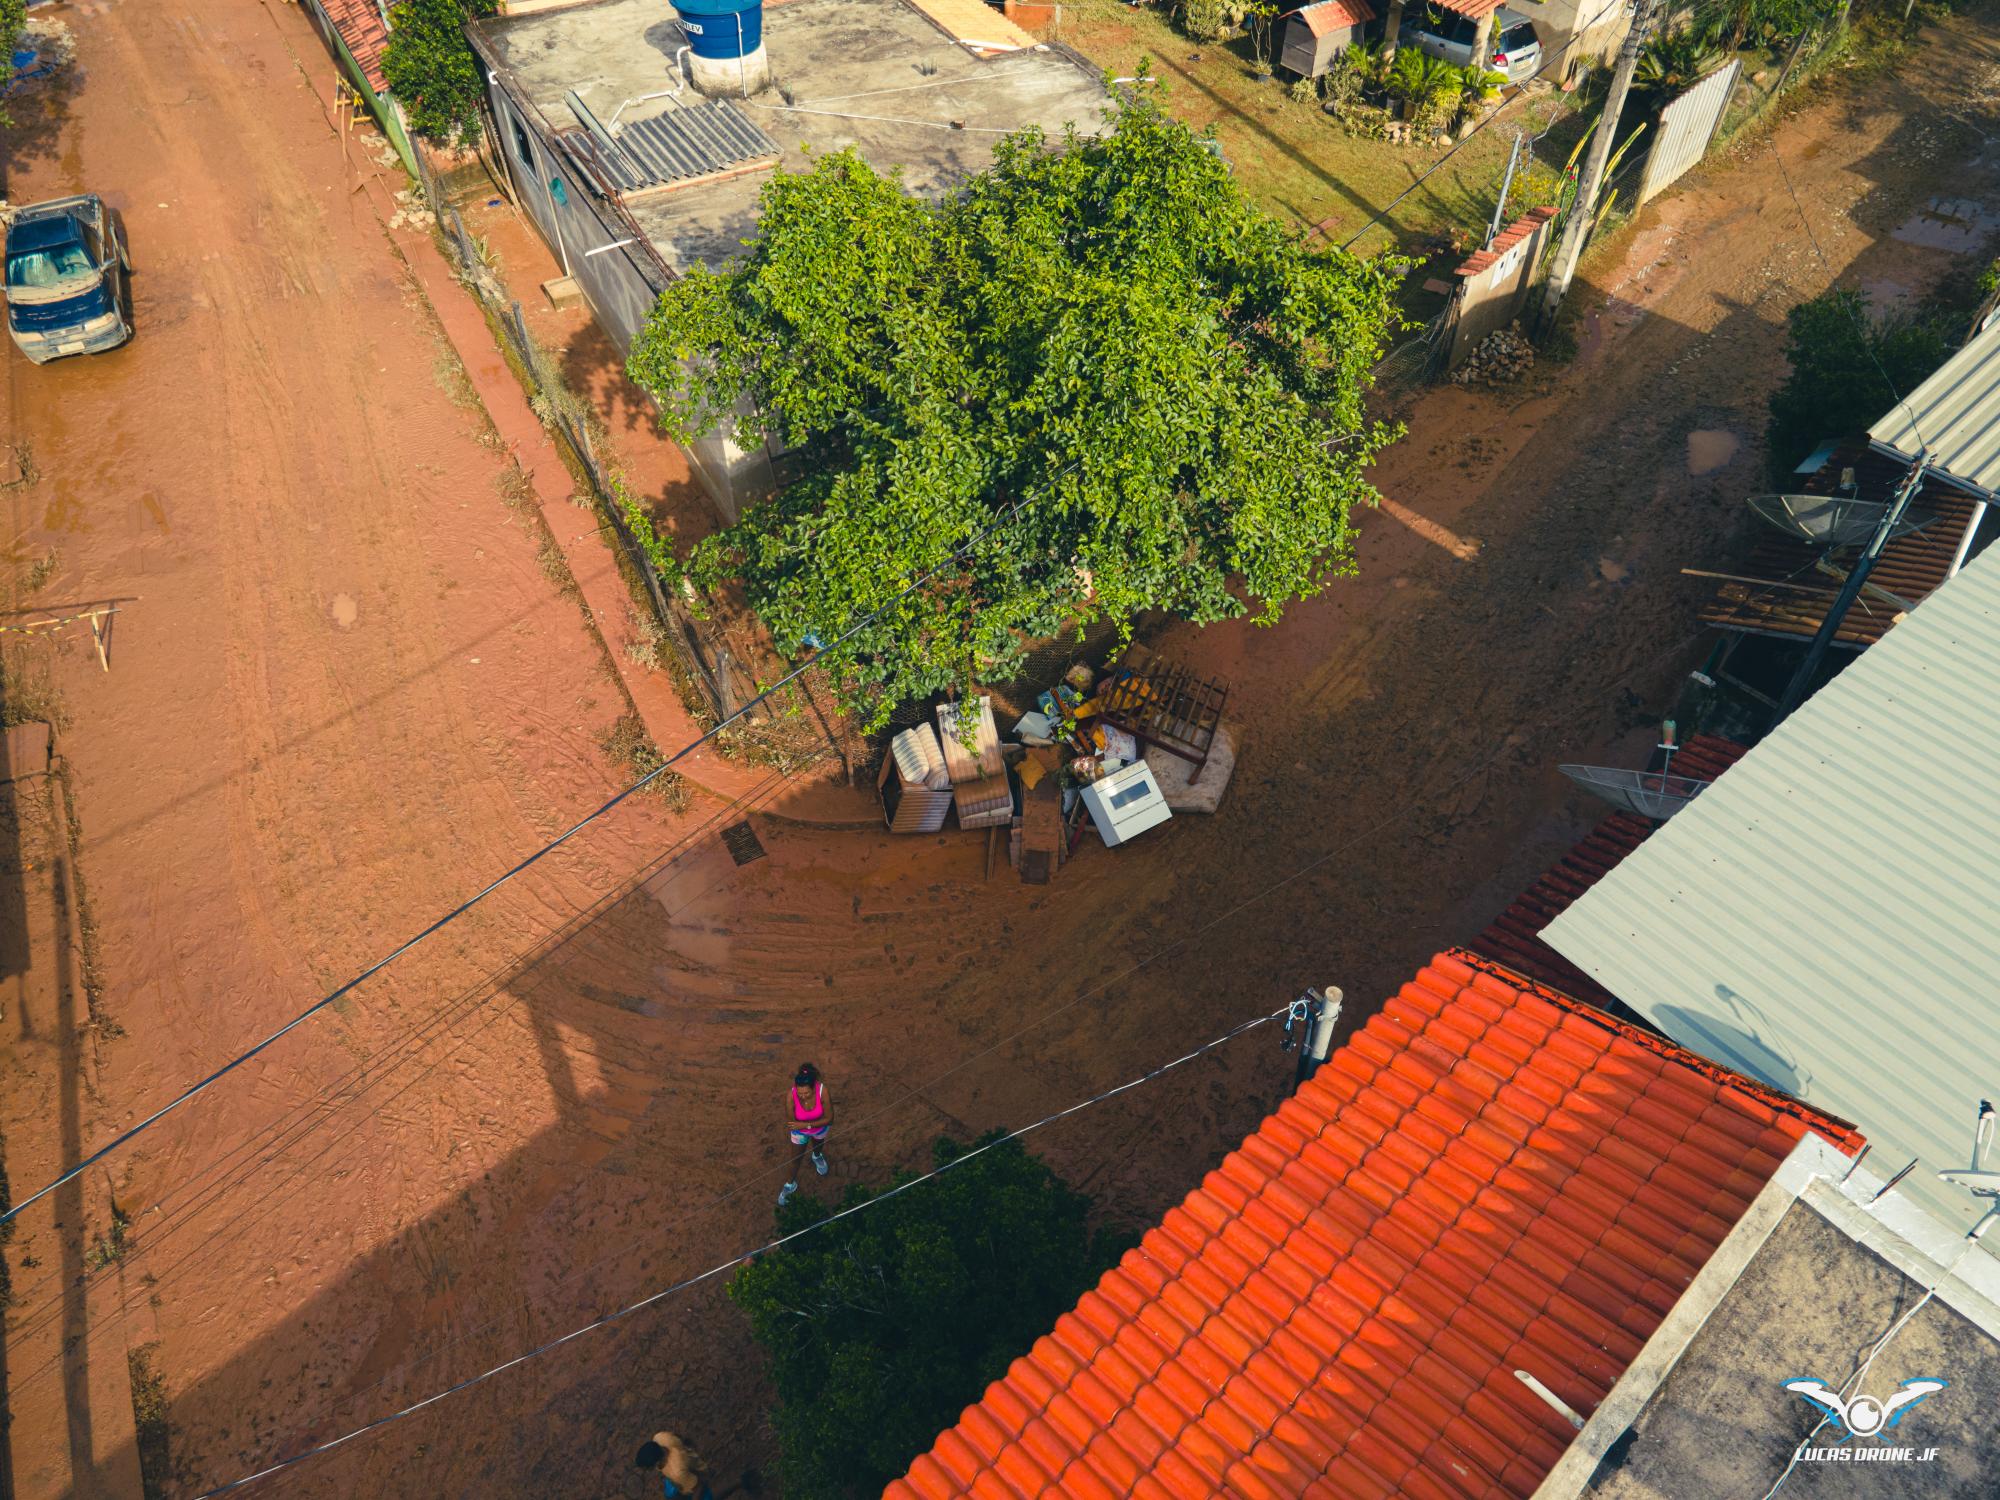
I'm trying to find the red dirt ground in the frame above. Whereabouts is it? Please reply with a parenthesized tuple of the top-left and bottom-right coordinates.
(2, 3, 1995, 1498)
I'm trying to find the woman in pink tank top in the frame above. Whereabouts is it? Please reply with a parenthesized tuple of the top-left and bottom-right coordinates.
(778, 1062, 830, 1207)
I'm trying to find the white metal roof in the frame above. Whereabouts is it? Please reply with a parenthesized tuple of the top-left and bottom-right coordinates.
(1544, 546, 2000, 1236)
(1869, 319, 2000, 498)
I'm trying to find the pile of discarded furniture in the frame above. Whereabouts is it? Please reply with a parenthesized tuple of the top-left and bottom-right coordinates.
(875, 646, 1240, 885)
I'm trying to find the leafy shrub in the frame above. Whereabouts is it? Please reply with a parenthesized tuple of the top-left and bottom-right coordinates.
(383, 0, 498, 147)
(731, 1135, 1131, 1500)
(1766, 290, 1950, 479)
(1175, 0, 1230, 43)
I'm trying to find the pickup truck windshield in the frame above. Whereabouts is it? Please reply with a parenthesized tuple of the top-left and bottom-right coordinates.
(7, 225, 95, 290)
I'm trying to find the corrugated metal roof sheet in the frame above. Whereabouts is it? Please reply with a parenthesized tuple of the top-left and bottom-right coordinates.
(1299, 0, 1378, 36)
(1468, 736, 1750, 1016)
(1699, 443, 1982, 647)
(561, 102, 780, 195)
(1547, 545, 2000, 1236)
(1870, 318, 2000, 498)
(888, 952, 1859, 1500)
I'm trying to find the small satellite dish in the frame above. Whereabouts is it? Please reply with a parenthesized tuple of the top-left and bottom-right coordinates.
(1747, 494, 1935, 548)
(1559, 765, 1713, 821)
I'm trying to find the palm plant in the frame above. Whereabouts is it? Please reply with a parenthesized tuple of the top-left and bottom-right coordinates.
(1634, 28, 1721, 112)
(1388, 49, 1462, 132)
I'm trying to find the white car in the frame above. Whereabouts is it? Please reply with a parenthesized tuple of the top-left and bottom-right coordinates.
(1402, 4, 1545, 83)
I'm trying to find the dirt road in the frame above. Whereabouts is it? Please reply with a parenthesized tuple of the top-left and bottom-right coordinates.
(2, 4, 1995, 1499)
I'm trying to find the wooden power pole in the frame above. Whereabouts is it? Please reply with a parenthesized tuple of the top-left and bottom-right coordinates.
(1538, 0, 1660, 331)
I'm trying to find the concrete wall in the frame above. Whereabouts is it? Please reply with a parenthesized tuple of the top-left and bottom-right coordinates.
(479, 79, 797, 525)
(1533, 0, 1629, 82)
(487, 83, 665, 355)
(1447, 206, 1556, 368)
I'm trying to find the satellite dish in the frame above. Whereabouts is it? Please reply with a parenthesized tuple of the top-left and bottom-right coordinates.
(1559, 764, 1713, 821)
(1748, 494, 1935, 548)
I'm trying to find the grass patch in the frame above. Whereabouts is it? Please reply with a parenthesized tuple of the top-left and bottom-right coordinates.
(599, 711, 690, 808)
(22, 547, 58, 594)
(84, 1204, 132, 1271)
(1055, 0, 1559, 251)
(128, 1342, 175, 1500)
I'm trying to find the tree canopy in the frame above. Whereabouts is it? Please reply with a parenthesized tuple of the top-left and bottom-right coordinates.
(628, 98, 1405, 725)
(382, 0, 495, 147)
(729, 1135, 1128, 1500)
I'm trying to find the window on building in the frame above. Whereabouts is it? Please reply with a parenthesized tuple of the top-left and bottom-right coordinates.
(511, 114, 534, 170)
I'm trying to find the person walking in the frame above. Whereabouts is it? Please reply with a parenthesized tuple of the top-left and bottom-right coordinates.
(634, 1429, 713, 1500)
(777, 1061, 830, 1207)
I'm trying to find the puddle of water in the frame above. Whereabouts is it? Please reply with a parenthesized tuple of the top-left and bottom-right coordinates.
(330, 593, 358, 629)
(1892, 197, 2000, 254)
(1687, 429, 1740, 477)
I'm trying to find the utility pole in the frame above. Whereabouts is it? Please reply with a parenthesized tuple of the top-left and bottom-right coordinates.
(1770, 458, 1929, 726)
(1283, 987, 1343, 1093)
(1537, 0, 1660, 331)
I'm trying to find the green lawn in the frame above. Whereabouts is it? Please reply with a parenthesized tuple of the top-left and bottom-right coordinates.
(1053, 0, 1572, 255)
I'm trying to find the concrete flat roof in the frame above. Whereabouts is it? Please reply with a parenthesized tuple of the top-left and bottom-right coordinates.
(475, 0, 1111, 274)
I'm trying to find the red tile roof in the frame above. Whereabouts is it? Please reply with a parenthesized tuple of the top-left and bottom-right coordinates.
(889, 952, 1860, 1500)
(1299, 0, 1378, 35)
(1456, 207, 1556, 279)
(1468, 735, 1749, 1014)
(1699, 443, 1981, 648)
(317, 0, 390, 94)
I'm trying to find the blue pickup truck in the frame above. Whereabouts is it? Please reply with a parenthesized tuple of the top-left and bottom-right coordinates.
(2, 194, 132, 363)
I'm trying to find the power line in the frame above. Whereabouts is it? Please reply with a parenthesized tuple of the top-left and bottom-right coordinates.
(0, 764, 807, 1371)
(1337, 0, 1742, 254)
(189, 1001, 1293, 1498)
(0, 492, 1037, 1230)
(1339, 0, 1637, 252)
(1763, 133, 1929, 451)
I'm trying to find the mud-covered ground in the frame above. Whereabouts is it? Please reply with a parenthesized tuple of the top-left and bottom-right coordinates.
(2, 2, 1996, 1497)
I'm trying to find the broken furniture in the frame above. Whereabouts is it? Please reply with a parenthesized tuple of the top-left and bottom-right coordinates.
(878, 723, 953, 833)
(1095, 656, 1230, 775)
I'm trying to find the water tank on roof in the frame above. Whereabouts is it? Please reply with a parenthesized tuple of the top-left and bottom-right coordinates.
(672, 0, 770, 97)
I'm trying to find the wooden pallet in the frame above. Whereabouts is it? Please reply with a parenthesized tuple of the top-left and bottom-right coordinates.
(1096, 659, 1229, 772)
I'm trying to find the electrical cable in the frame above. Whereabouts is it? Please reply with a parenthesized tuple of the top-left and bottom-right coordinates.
(1763, 133, 1930, 452)
(188, 1001, 1294, 1498)
(0, 765, 807, 1374)
(0, 491, 1038, 1230)
(1338, 0, 1642, 252)
(1337, 0, 1745, 253)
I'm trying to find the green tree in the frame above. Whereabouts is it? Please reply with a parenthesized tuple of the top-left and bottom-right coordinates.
(382, 0, 496, 148)
(730, 1135, 1129, 1500)
(627, 100, 1404, 726)
(1766, 290, 1950, 478)
(2, 0, 30, 128)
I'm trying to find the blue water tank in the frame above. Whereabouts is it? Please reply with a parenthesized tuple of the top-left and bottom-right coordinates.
(673, 0, 763, 60)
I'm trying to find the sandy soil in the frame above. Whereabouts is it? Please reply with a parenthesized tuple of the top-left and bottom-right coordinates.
(1, 4, 1995, 1499)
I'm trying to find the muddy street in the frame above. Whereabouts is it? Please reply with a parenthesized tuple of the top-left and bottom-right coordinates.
(2, 2, 1996, 1498)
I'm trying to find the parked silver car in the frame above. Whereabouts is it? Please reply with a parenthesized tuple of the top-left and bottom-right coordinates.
(1402, 4, 1545, 83)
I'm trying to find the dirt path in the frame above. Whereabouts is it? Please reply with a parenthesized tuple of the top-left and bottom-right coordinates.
(2, 5, 1995, 1499)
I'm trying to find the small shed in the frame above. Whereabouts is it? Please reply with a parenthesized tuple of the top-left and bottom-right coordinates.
(1280, 0, 1378, 78)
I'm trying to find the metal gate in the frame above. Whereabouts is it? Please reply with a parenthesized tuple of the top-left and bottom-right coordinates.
(1637, 60, 1742, 206)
